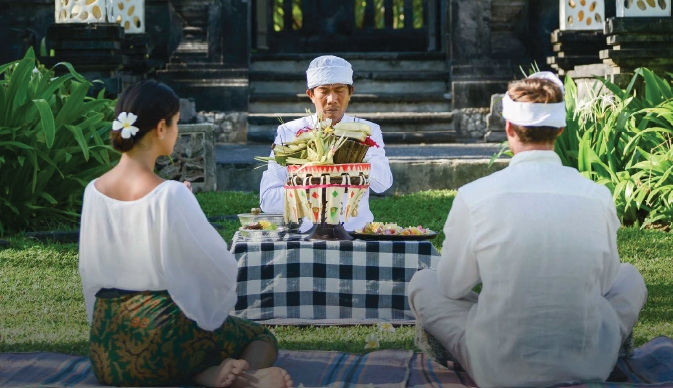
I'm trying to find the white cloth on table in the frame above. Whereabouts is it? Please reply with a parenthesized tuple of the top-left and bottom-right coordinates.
(409, 150, 647, 388)
(259, 114, 393, 232)
(78, 180, 239, 331)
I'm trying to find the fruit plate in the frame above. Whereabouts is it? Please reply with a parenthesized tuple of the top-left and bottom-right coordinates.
(348, 231, 439, 241)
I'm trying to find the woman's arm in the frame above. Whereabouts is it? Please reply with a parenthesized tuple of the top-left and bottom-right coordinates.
(163, 184, 239, 331)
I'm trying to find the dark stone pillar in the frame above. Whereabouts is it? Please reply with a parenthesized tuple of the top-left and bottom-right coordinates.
(221, 0, 250, 67)
(208, 0, 224, 63)
(146, 0, 183, 66)
(450, 0, 492, 64)
(0, 0, 53, 64)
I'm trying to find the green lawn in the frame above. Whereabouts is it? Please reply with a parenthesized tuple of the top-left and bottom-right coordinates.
(0, 190, 671, 356)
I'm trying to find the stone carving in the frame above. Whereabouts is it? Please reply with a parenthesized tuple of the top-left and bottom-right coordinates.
(484, 94, 508, 143)
(55, 0, 145, 33)
(560, 0, 605, 30)
(457, 108, 489, 139)
(197, 111, 248, 143)
(156, 124, 216, 192)
(111, 0, 145, 34)
(617, 0, 671, 17)
(55, 0, 107, 24)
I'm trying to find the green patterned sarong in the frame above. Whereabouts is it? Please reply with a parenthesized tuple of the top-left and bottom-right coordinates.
(89, 290, 277, 386)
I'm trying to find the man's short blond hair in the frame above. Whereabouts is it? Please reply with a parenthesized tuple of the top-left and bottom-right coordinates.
(507, 78, 564, 144)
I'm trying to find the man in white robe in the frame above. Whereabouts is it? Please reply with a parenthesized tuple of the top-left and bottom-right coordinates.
(259, 55, 393, 232)
(408, 72, 648, 388)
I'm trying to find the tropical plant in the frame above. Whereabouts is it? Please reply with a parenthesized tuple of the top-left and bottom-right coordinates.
(0, 47, 118, 235)
(493, 68, 673, 229)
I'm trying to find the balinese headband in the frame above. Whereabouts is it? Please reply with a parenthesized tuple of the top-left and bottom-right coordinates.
(501, 71, 566, 128)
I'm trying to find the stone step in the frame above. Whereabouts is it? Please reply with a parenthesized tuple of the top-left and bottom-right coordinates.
(156, 76, 248, 112)
(175, 41, 208, 52)
(250, 70, 448, 82)
(249, 93, 452, 114)
(251, 58, 447, 73)
(159, 68, 248, 80)
(165, 62, 228, 70)
(169, 53, 210, 63)
(250, 76, 448, 94)
(250, 80, 448, 94)
(251, 51, 446, 61)
(247, 112, 456, 143)
(215, 143, 508, 194)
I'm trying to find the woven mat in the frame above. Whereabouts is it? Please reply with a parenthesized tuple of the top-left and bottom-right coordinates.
(3, 337, 673, 387)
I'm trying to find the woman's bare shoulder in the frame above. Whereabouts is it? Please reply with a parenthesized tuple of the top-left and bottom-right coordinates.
(95, 170, 166, 202)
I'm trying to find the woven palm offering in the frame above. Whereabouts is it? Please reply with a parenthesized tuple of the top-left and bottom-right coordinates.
(332, 123, 372, 164)
(255, 113, 380, 240)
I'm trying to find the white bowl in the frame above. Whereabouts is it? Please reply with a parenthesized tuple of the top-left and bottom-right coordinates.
(238, 226, 287, 242)
(237, 213, 285, 228)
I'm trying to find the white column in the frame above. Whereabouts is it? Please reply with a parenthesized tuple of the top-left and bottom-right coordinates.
(560, 0, 605, 30)
(55, 0, 108, 24)
(111, 0, 146, 34)
(616, 0, 671, 17)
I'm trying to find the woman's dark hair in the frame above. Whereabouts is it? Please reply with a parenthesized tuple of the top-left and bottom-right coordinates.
(111, 80, 180, 152)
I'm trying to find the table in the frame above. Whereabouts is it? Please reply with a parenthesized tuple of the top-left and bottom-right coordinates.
(230, 232, 440, 324)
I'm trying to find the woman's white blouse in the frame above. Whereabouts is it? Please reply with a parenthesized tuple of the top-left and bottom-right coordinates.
(78, 180, 238, 331)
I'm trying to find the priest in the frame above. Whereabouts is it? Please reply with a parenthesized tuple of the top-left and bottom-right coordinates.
(259, 55, 393, 232)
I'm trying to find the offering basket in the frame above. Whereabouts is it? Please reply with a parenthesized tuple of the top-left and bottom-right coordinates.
(284, 163, 370, 241)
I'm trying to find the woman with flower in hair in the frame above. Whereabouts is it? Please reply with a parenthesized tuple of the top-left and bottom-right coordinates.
(78, 80, 293, 388)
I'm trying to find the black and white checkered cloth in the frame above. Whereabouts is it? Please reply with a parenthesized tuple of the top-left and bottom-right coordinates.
(231, 232, 439, 324)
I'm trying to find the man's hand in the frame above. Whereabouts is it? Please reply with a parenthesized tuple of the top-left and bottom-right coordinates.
(184, 180, 192, 192)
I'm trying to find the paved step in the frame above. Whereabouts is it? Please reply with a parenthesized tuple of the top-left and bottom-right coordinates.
(249, 93, 452, 114)
(215, 143, 508, 194)
(247, 112, 456, 144)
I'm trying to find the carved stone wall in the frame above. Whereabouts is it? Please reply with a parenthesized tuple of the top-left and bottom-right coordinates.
(156, 124, 216, 192)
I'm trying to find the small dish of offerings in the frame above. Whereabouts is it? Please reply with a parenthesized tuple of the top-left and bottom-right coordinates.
(238, 208, 284, 227)
(239, 222, 287, 241)
(350, 222, 438, 241)
(241, 220, 279, 231)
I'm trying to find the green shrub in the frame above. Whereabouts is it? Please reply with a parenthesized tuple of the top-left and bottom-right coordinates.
(495, 68, 673, 229)
(0, 48, 118, 235)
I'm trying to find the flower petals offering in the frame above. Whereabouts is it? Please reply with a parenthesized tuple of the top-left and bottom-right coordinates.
(356, 222, 434, 236)
(242, 221, 278, 231)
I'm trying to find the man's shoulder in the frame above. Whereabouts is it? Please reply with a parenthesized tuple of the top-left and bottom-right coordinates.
(458, 163, 614, 206)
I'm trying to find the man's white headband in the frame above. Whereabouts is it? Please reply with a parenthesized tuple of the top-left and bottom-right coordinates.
(501, 71, 566, 128)
(306, 55, 353, 89)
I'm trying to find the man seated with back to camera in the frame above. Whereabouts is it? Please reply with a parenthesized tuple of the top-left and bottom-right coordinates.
(408, 72, 648, 388)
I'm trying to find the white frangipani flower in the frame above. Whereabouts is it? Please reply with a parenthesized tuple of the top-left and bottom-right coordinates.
(320, 117, 333, 129)
(364, 333, 380, 350)
(113, 112, 139, 139)
(378, 322, 396, 333)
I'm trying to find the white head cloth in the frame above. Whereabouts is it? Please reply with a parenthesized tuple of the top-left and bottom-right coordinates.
(501, 71, 566, 128)
(306, 55, 353, 89)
